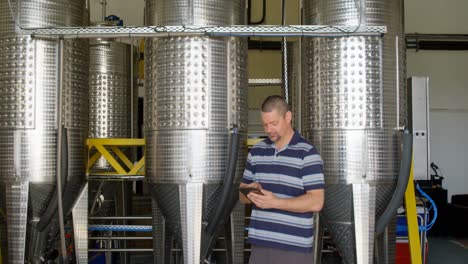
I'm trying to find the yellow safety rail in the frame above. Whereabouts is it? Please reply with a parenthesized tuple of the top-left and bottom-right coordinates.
(405, 155, 423, 264)
(86, 138, 145, 176)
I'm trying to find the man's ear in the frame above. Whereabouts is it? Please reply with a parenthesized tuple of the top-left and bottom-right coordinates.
(285, 111, 292, 124)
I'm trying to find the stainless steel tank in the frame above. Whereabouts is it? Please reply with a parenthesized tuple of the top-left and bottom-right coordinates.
(302, 0, 405, 263)
(87, 38, 138, 263)
(89, 39, 138, 169)
(283, 41, 303, 130)
(145, 1, 247, 263)
(0, 0, 89, 263)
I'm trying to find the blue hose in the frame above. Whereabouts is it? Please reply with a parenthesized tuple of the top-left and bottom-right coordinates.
(416, 184, 438, 231)
(396, 184, 438, 233)
(89, 225, 152, 232)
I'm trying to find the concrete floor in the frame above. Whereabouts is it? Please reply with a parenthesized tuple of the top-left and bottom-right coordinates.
(108, 237, 468, 263)
(427, 237, 468, 264)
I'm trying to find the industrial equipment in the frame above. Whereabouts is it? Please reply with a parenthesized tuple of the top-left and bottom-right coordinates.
(86, 17, 142, 262)
(302, 0, 406, 263)
(89, 37, 138, 169)
(144, 1, 248, 263)
(0, 0, 89, 263)
(408, 77, 430, 181)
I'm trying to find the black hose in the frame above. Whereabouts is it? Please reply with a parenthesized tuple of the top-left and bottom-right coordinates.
(375, 131, 413, 235)
(203, 127, 240, 259)
(37, 127, 68, 232)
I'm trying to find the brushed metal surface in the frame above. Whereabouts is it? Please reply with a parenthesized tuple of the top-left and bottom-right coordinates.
(310, 130, 399, 184)
(227, 37, 248, 132)
(145, 1, 247, 263)
(321, 184, 355, 263)
(353, 183, 376, 264)
(152, 198, 168, 264)
(28, 184, 55, 220)
(26, 219, 53, 264)
(303, 0, 405, 130)
(145, 0, 245, 26)
(0, 182, 29, 264)
(0, 1, 88, 263)
(89, 40, 137, 138)
(72, 183, 88, 264)
(179, 183, 204, 264)
(229, 202, 245, 264)
(89, 40, 137, 169)
(303, 1, 404, 263)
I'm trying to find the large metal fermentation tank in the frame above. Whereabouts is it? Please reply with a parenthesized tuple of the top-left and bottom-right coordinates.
(89, 39, 138, 168)
(302, 0, 405, 263)
(0, 0, 89, 263)
(88, 38, 138, 263)
(145, 0, 248, 263)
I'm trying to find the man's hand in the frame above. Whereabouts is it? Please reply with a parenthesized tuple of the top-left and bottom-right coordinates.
(248, 189, 279, 209)
(248, 188, 325, 213)
(239, 182, 262, 204)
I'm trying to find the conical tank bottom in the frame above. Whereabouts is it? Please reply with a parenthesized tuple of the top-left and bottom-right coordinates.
(151, 182, 223, 264)
(321, 184, 356, 263)
(0, 182, 29, 264)
(321, 183, 396, 264)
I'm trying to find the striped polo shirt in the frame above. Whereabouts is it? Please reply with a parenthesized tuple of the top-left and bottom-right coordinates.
(242, 130, 324, 253)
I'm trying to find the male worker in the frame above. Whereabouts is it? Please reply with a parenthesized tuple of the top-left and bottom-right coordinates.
(240, 95, 325, 264)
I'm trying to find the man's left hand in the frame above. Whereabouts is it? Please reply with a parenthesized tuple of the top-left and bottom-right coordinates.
(248, 189, 280, 209)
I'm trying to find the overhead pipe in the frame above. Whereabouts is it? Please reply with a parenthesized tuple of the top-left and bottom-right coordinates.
(55, 38, 68, 263)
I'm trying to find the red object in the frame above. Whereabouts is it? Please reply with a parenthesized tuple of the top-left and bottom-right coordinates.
(396, 241, 428, 264)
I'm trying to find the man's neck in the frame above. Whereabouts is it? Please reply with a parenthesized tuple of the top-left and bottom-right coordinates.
(275, 127, 294, 150)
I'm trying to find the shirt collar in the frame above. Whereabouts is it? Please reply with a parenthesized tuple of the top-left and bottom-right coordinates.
(263, 129, 300, 148)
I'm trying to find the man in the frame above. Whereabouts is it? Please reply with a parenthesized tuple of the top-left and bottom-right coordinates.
(240, 95, 325, 264)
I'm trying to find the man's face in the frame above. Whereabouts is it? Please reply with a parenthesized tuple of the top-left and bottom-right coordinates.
(261, 109, 292, 143)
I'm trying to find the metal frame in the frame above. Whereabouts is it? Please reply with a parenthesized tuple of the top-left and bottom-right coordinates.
(24, 25, 386, 39)
(248, 78, 282, 86)
(86, 138, 145, 176)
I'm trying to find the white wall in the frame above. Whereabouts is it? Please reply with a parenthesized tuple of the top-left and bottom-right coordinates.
(89, 0, 145, 25)
(405, 0, 468, 34)
(406, 0, 468, 200)
(407, 51, 468, 200)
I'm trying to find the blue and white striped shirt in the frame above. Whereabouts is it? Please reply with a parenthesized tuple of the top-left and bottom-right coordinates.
(242, 130, 325, 252)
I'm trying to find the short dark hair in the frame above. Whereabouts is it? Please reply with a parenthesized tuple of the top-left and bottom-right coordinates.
(261, 95, 289, 116)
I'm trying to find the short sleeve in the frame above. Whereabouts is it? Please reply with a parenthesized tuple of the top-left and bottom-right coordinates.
(301, 148, 325, 191)
(241, 151, 255, 184)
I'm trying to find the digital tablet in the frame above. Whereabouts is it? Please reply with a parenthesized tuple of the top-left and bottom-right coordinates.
(239, 187, 263, 197)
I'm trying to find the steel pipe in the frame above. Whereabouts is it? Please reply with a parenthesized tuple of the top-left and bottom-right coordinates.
(56, 38, 67, 262)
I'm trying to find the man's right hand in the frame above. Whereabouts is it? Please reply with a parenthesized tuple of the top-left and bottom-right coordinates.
(239, 182, 262, 204)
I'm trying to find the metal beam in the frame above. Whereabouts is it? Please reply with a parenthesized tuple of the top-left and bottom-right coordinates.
(24, 25, 386, 39)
